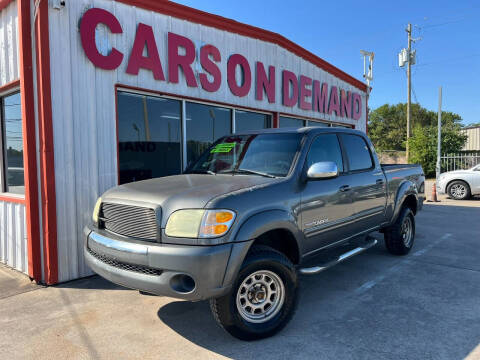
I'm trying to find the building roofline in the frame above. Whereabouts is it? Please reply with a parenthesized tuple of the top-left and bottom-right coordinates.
(114, 0, 368, 92)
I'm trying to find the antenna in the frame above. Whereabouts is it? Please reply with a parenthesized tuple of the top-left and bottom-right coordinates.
(360, 50, 374, 90)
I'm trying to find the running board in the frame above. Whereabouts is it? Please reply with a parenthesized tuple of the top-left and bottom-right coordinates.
(299, 238, 378, 275)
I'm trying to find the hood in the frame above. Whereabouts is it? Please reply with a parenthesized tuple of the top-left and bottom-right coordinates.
(102, 174, 277, 220)
(442, 170, 471, 176)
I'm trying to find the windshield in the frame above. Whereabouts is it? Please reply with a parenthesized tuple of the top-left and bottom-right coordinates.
(187, 133, 302, 177)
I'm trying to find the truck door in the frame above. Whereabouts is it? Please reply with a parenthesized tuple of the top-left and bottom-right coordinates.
(338, 133, 386, 233)
(299, 133, 357, 255)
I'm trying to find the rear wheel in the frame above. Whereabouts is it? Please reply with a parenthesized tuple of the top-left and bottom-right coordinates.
(447, 180, 471, 200)
(210, 246, 298, 341)
(384, 206, 415, 255)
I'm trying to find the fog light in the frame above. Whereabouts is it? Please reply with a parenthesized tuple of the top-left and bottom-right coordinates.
(170, 274, 196, 294)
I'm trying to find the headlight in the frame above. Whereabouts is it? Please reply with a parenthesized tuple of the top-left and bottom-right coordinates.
(165, 209, 236, 238)
(92, 197, 102, 224)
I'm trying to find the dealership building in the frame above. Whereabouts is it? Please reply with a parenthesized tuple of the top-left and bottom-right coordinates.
(0, 0, 368, 284)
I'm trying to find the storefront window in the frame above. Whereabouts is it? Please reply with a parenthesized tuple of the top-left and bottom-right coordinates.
(1, 92, 24, 194)
(307, 120, 329, 127)
(235, 110, 271, 133)
(331, 123, 352, 128)
(279, 116, 306, 128)
(117, 91, 182, 184)
(186, 102, 231, 168)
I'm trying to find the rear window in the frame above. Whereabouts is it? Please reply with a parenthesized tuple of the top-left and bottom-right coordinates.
(340, 134, 373, 171)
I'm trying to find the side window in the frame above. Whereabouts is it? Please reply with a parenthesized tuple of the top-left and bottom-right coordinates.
(340, 134, 373, 171)
(307, 134, 344, 173)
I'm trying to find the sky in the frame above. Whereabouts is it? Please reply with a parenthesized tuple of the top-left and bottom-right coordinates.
(174, 0, 480, 126)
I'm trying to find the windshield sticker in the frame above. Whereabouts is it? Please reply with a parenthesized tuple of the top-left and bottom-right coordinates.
(211, 143, 236, 153)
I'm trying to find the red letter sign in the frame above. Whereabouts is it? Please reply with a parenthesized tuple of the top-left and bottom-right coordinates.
(352, 93, 362, 120)
(199, 45, 221, 92)
(256, 62, 275, 103)
(313, 81, 328, 113)
(168, 32, 197, 87)
(340, 90, 352, 118)
(227, 54, 252, 97)
(126, 23, 165, 80)
(328, 86, 340, 116)
(282, 70, 298, 107)
(80, 8, 123, 70)
(299, 75, 313, 110)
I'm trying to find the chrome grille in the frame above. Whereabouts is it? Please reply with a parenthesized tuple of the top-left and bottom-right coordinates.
(87, 247, 162, 276)
(100, 202, 158, 241)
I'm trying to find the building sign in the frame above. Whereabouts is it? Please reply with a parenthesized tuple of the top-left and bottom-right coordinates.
(80, 8, 362, 121)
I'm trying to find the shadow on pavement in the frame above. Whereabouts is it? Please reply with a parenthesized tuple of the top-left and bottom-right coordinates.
(54, 275, 129, 291)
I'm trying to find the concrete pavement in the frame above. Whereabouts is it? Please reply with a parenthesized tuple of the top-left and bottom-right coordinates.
(1, 199, 479, 360)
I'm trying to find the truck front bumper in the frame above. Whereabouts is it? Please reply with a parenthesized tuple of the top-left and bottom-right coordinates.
(84, 226, 246, 301)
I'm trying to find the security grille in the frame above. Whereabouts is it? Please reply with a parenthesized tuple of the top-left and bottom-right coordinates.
(100, 202, 159, 241)
(87, 247, 162, 276)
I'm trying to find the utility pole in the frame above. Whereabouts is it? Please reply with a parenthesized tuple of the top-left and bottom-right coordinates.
(406, 23, 412, 163)
(436, 86, 442, 182)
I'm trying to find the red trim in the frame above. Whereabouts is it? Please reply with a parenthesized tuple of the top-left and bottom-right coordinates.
(17, 0, 42, 282)
(34, 0, 58, 285)
(0, 79, 20, 94)
(0, 0, 14, 12)
(366, 94, 369, 134)
(114, 0, 367, 92)
(0, 195, 26, 204)
(114, 87, 121, 185)
(273, 112, 279, 128)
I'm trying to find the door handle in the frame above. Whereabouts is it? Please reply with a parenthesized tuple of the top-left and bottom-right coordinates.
(339, 185, 351, 192)
(376, 179, 385, 185)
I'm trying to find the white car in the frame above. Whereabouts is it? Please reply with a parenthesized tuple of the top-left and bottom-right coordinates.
(437, 164, 480, 200)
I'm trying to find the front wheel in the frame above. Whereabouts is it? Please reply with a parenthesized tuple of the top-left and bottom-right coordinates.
(210, 246, 298, 340)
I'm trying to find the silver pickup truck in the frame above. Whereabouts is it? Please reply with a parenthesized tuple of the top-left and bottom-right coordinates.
(84, 127, 424, 340)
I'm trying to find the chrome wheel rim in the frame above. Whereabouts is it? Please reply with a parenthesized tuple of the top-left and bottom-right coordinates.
(450, 184, 466, 199)
(401, 216, 413, 247)
(236, 270, 285, 323)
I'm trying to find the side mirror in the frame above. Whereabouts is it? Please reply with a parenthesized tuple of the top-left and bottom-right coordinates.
(307, 161, 338, 179)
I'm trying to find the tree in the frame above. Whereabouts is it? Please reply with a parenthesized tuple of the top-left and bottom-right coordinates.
(408, 125, 467, 177)
(368, 103, 462, 151)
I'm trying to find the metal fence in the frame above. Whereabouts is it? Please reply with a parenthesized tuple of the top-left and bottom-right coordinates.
(441, 153, 480, 172)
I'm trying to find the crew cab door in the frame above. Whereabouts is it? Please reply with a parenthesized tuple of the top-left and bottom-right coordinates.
(338, 133, 386, 233)
(299, 133, 357, 255)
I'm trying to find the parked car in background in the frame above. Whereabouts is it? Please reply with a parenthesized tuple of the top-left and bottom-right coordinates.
(438, 164, 480, 200)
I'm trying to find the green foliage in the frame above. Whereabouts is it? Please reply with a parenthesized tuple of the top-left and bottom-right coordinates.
(408, 125, 467, 177)
(368, 103, 462, 151)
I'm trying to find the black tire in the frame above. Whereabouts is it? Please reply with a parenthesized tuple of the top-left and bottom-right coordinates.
(384, 206, 415, 255)
(210, 246, 298, 341)
(447, 180, 471, 200)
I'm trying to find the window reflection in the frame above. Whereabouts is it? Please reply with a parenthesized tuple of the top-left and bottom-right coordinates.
(235, 110, 271, 133)
(117, 92, 181, 184)
(186, 102, 231, 168)
(307, 121, 329, 127)
(3, 92, 24, 194)
(279, 116, 305, 128)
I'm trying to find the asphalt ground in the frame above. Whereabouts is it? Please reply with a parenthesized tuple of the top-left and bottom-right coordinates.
(1, 194, 479, 360)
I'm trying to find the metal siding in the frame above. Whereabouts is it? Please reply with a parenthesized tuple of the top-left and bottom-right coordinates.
(462, 128, 480, 151)
(0, 200, 28, 274)
(0, 0, 19, 86)
(0, 1, 26, 274)
(48, 0, 367, 281)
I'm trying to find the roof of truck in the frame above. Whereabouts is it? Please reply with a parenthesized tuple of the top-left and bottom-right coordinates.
(235, 126, 364, 136)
